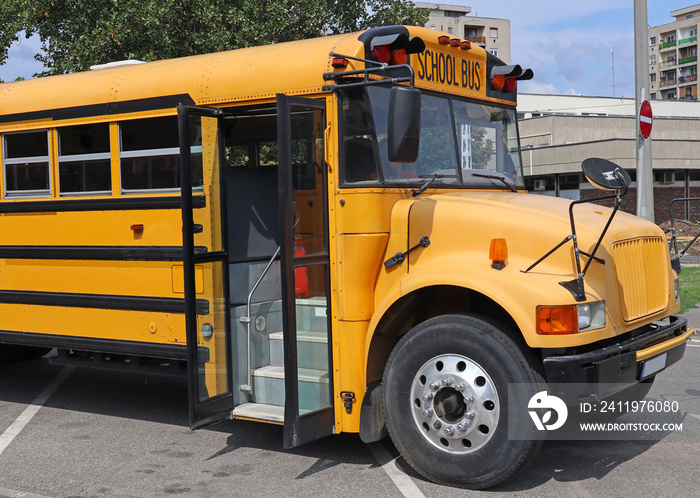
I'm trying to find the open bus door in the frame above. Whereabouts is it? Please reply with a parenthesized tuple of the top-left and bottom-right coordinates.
(277, 95, 335, 447)
(178, 105, 234, 429)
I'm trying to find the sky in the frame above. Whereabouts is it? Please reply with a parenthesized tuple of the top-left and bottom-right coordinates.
(0, 1, 686, 97)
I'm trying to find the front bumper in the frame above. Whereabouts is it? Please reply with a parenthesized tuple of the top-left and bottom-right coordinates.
(543, 315, 693, 402)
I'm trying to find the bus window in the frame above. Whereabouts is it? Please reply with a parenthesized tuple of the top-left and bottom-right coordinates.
(341, 86, 524, 189)
(373, 89, 458, 182)
(120, 116, 202, 192)
(410, 92, 458, 179)
(452, 102, 523, 186)
(3, 130, 51, 198)
(58, 123, 111, 196)
(340, 87, 381, 184)
(342, 87, 461, 187)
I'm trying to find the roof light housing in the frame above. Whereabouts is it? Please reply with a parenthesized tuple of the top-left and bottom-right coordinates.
(369, 33, 426, 65)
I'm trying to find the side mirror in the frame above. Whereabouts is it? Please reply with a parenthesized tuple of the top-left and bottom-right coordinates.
(582, 157, 631, 191)
(387, 86, 421, 163)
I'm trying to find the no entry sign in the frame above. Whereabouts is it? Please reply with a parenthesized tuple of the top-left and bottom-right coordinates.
(639, 99, 653, 139)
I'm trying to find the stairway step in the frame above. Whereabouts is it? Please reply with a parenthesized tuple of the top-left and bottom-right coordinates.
(231, 402, 317, 424)
(268, 330, 328, 343)
(253, 365, 329, 383)
(268, 332, 329, 370)
(251, 365, 330, 409)
(232, 402, 284, 424)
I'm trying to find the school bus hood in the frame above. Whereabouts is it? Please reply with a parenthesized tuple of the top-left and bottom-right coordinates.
(374, 190, 677, 349)
(401, 190, 674, 326)
(408, 190, 666, 255)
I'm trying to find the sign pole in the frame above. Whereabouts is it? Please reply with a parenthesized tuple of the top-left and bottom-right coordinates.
(635, 0, 654, 222)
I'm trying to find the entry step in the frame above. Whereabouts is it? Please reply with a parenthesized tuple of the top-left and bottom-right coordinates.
(253, 365, 329, 383)
(268, 330, 328, 343)
(231, 402, 319, 424)
(232, 402, 284, 424)
(268, 331, 329, 370)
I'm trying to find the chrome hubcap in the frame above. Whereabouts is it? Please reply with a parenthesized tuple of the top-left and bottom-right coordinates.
(410, 354, 499, 454)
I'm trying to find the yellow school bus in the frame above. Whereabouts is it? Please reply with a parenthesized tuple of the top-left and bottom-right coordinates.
(0, 26, 692, 489)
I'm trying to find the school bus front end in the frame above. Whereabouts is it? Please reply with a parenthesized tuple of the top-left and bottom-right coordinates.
(328, 26, 691, 490)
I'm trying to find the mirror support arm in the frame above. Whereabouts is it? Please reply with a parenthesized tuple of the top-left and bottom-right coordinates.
(523, 164, 629, 302)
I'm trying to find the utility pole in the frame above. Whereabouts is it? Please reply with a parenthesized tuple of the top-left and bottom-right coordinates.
(635, 0, 654, 221)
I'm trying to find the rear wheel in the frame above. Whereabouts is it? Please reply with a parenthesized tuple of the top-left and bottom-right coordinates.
(382, 314, 545, 489)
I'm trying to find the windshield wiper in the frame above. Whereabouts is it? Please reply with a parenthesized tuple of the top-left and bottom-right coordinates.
(411, 174, 457, 196)
(471, 171, 518, 193)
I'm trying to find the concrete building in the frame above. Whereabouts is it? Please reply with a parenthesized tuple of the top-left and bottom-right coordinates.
(518, 94, 700, 223)
(649, 4, 699, 101)
(415, 2, 511, 63)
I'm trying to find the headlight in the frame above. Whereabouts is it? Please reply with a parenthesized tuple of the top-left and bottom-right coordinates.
(536, 300, 606, 334)
(578, 300, 606, 332)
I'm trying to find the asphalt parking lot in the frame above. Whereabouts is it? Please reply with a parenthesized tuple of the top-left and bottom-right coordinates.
(1, 329, 699, 498)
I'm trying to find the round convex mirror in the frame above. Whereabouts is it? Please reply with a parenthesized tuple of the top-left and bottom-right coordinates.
(582, 157, 631, 191)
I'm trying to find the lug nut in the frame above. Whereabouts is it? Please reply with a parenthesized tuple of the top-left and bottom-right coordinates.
(455, 383, 466, 392)
(464, 394, 475, 403)
(433, 420, 442, 430)
(423, 409, 434, 418)
(465, 410, 476, 419)
(457, 422, 469, 431)
(444, 426, 455, 436)
(441, 377, 453, 386)
(429, 382, 440, 390)
(422, 393, 434, 402)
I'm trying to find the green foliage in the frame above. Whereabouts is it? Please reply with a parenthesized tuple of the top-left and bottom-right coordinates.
(679, 265, 700, 313)
(0, 0, 429, 76)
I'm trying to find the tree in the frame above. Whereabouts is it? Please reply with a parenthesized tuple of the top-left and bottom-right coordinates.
(0, 0, 429, 76)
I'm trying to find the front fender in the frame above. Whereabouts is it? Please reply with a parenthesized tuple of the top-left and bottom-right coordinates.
(367, 253, 592, 357)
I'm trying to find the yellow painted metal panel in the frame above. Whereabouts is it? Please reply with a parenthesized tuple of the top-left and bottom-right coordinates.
(0, 260, 186, 298)
(334, 320, 369, 432)
(338, 233, 388, 320)
(0, 208, 182, 246)
(0, 303, 185, 344)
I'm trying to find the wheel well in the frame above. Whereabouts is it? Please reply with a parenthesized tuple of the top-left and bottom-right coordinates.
(366, 285, 521, 384)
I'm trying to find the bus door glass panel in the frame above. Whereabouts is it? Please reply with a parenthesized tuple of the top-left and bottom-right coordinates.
(178, 106, 233, 429)
(276, 95, 334, 448)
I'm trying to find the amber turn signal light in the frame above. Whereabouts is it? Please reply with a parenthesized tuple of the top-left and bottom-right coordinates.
(536, 305, 579, 334)
(489, 238, 508, 270)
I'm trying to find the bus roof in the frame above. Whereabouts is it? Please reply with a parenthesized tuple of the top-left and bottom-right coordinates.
(0, 26, 513, 127)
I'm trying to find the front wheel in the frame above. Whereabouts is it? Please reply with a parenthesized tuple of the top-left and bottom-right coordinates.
(382, 314, 545, 489)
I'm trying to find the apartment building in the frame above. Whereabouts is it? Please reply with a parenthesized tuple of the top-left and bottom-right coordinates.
(649, 4, 699, 101)
(414, 2, 511, 63)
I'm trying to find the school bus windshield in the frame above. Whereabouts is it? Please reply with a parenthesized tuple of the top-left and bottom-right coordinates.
(340, 86, 523, 188)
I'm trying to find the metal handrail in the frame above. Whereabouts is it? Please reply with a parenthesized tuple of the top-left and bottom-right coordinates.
(239, 246, 281, 392)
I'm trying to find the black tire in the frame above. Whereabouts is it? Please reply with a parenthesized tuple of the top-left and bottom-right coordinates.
(382, 314, 546, 489)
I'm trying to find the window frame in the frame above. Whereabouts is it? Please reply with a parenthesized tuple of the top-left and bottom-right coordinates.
(57, 123, 112, 197)
(2, 130, 52, 199)
(338, 87, 525, 190)
(118, 117, 183, 194)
